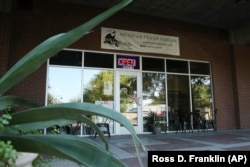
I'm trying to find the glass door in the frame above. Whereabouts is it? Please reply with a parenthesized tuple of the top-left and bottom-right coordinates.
(115, 71, 142, 134)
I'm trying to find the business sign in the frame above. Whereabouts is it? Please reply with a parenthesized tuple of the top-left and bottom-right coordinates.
(101, 27, 180, 56)
(116, 55, 140, 69)
(118, 58, 136, 67)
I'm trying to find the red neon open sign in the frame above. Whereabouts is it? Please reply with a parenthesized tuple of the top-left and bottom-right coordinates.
(118, 58, 136, 66)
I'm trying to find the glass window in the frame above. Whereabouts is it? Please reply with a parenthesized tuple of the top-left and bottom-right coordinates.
(119, 74, 138, 126)
(83, 69, 114, 134)
(142, 73, 166, 132)
(191, 76, 212, 130)
(83, 69, 114, 102)
(47, 67, 82, 104)
(166, 59, 188, 73)
(167, 75, 190, 131)
(49, 50, 82, 66)
(190, 62, 210, 75)
(142, 57, 165, 72)
(84, 52, 114, 68)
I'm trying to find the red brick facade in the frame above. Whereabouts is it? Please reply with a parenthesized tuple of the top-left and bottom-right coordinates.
(233, 46, 250, 129)
(0, 15, 11, 76)
(1, 1, 250, 130)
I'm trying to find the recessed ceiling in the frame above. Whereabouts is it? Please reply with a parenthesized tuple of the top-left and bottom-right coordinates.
(55, 0, 250, 29)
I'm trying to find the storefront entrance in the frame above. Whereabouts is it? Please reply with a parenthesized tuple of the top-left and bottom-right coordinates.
(115, 71, 142, 134)
(47, 49, 214, 136)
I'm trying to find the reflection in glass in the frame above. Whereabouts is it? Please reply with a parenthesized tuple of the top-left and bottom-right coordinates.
(83, 69, 114, 102)
(120, 74, 138, 126)
(83, 69, 114, 134)
(191, 76, 212, 130)
(167, 75, 190, 131)
(47, 67, 82, 104)
(142, 73, 166, 132)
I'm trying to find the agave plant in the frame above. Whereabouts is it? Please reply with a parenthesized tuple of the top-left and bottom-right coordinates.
(0, 0, 146, 166)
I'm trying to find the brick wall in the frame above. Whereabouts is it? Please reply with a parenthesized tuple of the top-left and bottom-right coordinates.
(0, 14, 11, 76)
(5, 10, 50, 104)
(233, 45, 250, 129)
(2, 1, 250, 130)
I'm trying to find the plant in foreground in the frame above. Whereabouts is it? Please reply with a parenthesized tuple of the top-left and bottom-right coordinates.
(0, 0, 146, 166)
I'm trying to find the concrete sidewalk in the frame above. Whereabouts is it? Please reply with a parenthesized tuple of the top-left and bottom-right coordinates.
(49, 129, 250, 167)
